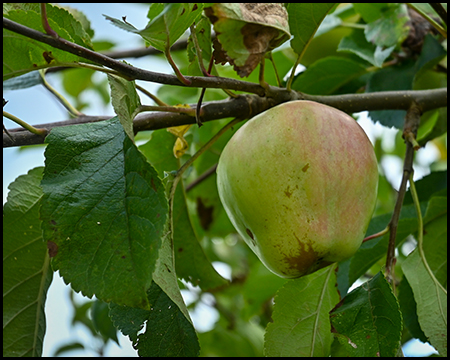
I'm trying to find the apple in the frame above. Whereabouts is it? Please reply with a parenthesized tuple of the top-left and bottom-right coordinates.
(216, 100, 378, 278)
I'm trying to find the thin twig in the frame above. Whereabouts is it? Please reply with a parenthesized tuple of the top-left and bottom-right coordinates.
(385, 102, 421, 280)
(135, 84, 168, 107)
(185, 163, 218, 192)
(39, 70, 82, 117)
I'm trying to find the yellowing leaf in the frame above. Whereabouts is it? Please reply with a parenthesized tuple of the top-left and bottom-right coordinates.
(167, 105, 192, 158)
(205, 3, 290, 77)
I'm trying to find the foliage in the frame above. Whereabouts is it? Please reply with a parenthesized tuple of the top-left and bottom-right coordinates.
(3, 3, 447, 357)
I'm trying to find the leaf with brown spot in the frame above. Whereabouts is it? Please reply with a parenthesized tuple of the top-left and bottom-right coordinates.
(205, 3, 290, 77)
(47, 241, 58, 257)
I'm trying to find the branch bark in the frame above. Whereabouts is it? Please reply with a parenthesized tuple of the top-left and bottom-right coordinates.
(3, 88, 447, 148)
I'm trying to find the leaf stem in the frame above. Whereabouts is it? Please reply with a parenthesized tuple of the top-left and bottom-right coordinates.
(267, 52, 282, 87)
(363, 225, 390, 243)
(39, 70, 82, 117)
(406, 3, 447, 38)
(135, 84, 168, 107)
(258, 57, 269, 92)
(164, 46, 191, 86)
(3, 111, 47, 136)
(408, 173, 447, 294)
(286, 54, 302, 92)
(40, 3, 58, 37)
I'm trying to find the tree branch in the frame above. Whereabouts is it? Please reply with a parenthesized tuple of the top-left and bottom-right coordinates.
(3, 17, 266, 96)
(385, 102, 422, 282)
(3, 17, 447, 148)
(3, 88, 447, 148)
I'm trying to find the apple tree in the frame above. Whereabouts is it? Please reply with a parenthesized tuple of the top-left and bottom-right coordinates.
(3, 3, 447, 357)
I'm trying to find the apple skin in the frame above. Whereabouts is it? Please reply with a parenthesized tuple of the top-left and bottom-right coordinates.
(216, 100, 378, 278)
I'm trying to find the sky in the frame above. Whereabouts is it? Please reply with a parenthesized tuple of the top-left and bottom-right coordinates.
(3, 3, 440, 357)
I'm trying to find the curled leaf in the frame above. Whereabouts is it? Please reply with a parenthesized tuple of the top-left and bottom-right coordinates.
(205, 3, 290, 77)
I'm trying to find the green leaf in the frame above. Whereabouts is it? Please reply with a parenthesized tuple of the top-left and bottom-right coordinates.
(199, 321, 264, 357)
(3, 167, 53, 357)
(413, 34, 447, 86)
(336, 203, 421, 296)
(352, 3, 388, 23)
(3, 71, 43, 90)
(40, 117, 168, 309)
(338, 29, 394, 67)
(3, 4, 93, 80)
(330, 272, 403, 357)
(139, 129, 228, 291)
(205, 3, 290, 77)
(286, 3, 335, 57)
(292, 56, 367, 95)
(143, 3, 204, 51)
(403, 248, 447, 356)
(104, 4, 204, 53)
(264, 264, 339, 357)
(110, 281, 200, 357)
(397, 277, 428, 343)
(91, 300, 119, 344)
(107, 73, 141, 141)
(53, 342, 85, 357)
(364, 4, 409, 48)
(366, 59, 416, 128)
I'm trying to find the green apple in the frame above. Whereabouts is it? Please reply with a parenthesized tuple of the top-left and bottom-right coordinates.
(216, 100, 378, 278)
